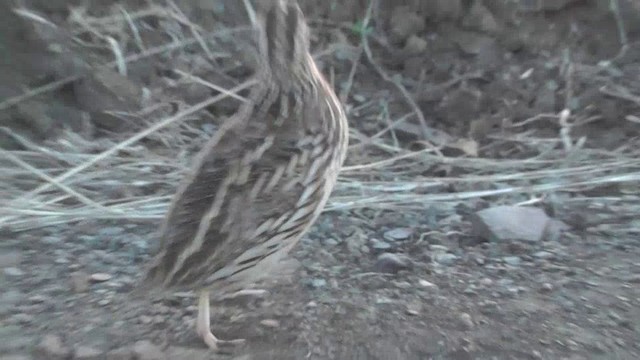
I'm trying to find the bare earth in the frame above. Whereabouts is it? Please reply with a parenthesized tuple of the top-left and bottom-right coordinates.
(1, 1, 639, 359)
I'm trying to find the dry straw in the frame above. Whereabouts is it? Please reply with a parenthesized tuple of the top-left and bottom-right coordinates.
(1, 2, 638, 234)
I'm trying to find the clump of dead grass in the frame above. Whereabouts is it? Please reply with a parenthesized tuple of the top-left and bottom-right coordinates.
(1, 1, 639, 235)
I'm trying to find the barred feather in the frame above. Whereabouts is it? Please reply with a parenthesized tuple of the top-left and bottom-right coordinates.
(140, 0, 348, 296)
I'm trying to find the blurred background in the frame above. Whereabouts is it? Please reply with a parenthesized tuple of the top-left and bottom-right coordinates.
(1, 0, 639, 359)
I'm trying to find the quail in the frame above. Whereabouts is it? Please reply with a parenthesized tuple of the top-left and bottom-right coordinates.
(139, 0, 349, 351)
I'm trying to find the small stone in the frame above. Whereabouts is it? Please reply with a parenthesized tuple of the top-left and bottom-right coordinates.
(459, 313, 474, 330)
(352, 94, 366, 103)
(480, 278, 493, 286)
(463, 287, 477, 295)
(70, 272, 90, 293)
(394, 281, 412, 289)
(503, 256, 522, 266)
(36, 335, 71, 359)
(28, 295, 46, 304)
(260, 319, 280, 328)
(406, 303, 421, 316)
(74, 345, 103, 359)
(306, 301, 317, 308)
(429, 245, 449, 252)
(324, 238, 339, 246)
(90, 273, 112, 283)
(4, 267, 25, 277)
(370, 239, 392, 251)
(41, 235, 62, 245)
(132, 340, 165, 360)
(418, 279, 437, 288)
(54, 257, 70, 264)
(404, 35, 428, 55)
(434, 253, 458, 266)
(374, 253, 412, 274)
(309, 278, 327, 289)
(383, 228, 413, 241)
(471, 205, 551, 243)
(533, 251, 554, 259)
(540, 283, 554, 292)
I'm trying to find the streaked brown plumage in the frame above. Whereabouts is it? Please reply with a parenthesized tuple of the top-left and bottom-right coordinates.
(139, 0, 348, 351)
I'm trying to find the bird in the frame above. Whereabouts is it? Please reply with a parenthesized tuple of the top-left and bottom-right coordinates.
(138, 0, 349, 351)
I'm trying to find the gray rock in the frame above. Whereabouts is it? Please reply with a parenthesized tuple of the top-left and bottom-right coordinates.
(309, 278, 327, 289)
(459, 313, 474, 330)
(375, 253, 412, 274)
(370, 239, 392, 251)
(434, 253, 458, 266)
(503, 256, 522, 266)
(383, 227, 413, 241)
(3, 267, 25, 277)
(533, 251, 555, 259)
(471, 205, 551, 243)
(324, 238, 339, 246)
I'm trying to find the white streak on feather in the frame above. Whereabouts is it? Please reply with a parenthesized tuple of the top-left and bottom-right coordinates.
(265, 164, 285, 192)
(163, 173, 234, 286)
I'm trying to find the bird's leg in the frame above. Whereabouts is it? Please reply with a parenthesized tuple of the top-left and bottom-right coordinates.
(196, 290, 245, 351)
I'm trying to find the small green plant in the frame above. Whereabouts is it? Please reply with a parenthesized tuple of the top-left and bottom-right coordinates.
(350, 19, 373, 37)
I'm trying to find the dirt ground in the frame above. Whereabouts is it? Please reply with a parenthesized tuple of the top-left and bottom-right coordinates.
(1, 0, 640, 359)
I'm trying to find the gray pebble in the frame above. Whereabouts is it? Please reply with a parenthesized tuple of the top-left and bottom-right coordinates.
(434, 253, 458, 266)
(375, 253, 412, 274)
(309, 278, 327, 289)
(503, 256, 522, 266)
(533, 251, 554, 259)
(370, 238, 392, 251)
(3, 267, 25, 277)
(383, 227, 413, 241)
(324, 238, 339, 246)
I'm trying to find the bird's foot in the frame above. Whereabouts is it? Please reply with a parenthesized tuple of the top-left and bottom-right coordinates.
(197, 326, 245, 352)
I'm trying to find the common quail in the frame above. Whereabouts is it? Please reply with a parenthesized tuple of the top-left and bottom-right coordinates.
(139, 0, 349, 351)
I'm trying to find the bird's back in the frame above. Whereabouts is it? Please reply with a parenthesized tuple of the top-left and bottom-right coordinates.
(141, 0, 348, 294)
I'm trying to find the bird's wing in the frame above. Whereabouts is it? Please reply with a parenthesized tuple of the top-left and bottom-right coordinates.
(142, 89, 333, 291)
